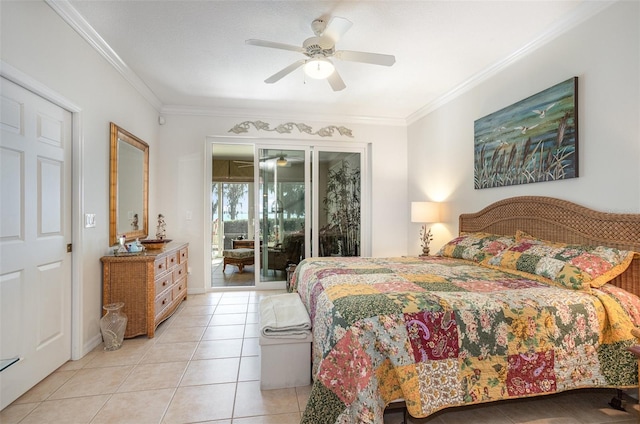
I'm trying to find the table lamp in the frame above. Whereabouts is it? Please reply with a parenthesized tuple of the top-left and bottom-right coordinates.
(411, 202, 440, 256)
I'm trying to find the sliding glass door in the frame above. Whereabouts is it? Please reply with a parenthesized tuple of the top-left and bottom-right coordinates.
(258, 148, 307, 283)
(313, 150, 363, 258)
(208, 138, 369, 289)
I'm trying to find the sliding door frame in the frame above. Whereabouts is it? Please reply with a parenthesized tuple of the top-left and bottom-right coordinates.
(205, 136, 371, 291)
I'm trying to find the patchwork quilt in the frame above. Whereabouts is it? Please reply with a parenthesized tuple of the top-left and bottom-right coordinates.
(291, 256, 640, 424)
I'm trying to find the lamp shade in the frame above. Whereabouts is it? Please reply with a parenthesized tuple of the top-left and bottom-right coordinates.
(304, 58, 335, 79)
(411, 202, 440, 223)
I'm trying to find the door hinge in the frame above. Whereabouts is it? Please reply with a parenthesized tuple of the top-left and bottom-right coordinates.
(67, 243, 72, 253)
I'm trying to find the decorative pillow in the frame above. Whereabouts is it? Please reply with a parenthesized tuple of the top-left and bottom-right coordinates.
(436, 232, 515, 263)
(486, 235, 635, 290)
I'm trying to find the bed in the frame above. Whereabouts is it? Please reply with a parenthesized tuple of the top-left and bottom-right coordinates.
(291, 196, 640, 424)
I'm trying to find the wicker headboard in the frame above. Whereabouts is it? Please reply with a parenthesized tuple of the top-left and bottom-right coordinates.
(459, 196, 640, 298)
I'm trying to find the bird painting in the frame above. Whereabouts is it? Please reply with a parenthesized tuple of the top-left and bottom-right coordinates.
(473, 77, 578, 189)
(532, 102, 556, 118)
(514, 124, 539, 134)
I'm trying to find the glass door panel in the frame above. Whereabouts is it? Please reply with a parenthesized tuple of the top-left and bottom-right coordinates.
(316, 151, 361, 257)
(211, 143, 255, 288)
(258, 148, 306, 282)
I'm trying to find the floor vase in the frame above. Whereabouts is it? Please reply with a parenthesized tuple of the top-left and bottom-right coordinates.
(100, 302, 127, 351)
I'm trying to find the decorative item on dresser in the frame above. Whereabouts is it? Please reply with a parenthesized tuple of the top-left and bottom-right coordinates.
(101, 241, 188, 338)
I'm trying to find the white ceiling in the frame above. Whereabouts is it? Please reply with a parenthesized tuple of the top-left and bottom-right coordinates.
(60, 0, 609, 123)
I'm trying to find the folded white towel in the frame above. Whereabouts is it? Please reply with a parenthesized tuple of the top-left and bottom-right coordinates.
(260, 293, 311, 339)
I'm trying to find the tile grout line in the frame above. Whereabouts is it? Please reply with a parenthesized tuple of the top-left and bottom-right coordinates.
(229, 296, 252, 422)
(157, 294, 218, 424)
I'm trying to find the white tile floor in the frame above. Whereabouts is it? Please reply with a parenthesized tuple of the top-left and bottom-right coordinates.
(1, 290, 638, 424)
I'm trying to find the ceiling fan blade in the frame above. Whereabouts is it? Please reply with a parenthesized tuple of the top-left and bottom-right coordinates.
(335, 50, 396, 66)
(327, 69, 346, 92)
(322, 17, 353, 44)
(265, 60, 306, 84)
(246, 39, 304, 53)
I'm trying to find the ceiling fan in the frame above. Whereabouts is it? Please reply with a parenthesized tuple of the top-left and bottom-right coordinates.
(234, 153, 301, 168)
(246, 16, 396, 91)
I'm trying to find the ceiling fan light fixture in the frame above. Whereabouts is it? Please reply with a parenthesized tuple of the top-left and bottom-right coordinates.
(304, 58, 335, 79)
(276, 156, 288, 167)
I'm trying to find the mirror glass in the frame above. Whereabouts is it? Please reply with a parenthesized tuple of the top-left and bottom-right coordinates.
(109, 122, 149, 245)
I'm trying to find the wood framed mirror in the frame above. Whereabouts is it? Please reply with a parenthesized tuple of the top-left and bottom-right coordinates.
(109, 122, 149, 245)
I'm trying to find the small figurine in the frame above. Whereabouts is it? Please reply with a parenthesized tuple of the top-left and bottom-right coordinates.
(156, 214, 166, 240)
(117, 234, 128, 254)
(131, 213, 139, 231)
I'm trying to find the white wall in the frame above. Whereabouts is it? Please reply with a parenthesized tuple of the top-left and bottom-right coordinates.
(407, 1, 640, 254)
(155, 114, 408, 292)
(1, 1, 159, 356)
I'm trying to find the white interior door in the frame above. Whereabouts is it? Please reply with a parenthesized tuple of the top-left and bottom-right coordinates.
(0, 77, 72, 409)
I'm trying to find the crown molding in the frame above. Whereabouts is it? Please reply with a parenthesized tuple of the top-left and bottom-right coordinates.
(46, 0, 163, 111)
(160, 104, 407, 127)
(406, 0, 616, 125)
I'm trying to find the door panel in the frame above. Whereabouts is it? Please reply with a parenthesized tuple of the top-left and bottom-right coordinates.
(315, 151, 362, 257)
(258, 148, 306, 283)
(0, 77, 72, 409)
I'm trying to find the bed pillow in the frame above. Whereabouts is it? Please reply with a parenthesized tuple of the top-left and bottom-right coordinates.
(486, 235, 635, 290)
(436, 232, 515, 263)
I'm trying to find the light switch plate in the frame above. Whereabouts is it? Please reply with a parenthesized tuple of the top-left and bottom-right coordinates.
(85, 213, 96, 228)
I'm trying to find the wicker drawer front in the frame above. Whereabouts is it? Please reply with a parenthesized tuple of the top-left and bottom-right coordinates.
(155, 257, 168, 275)
(167, 252, 178, 269)
(155, 272, 173, 296)
(173, 278, 187, 300)
(173, 262, 187, 282)
(155, 290, 172, 318)
(179, 247, 188, 263)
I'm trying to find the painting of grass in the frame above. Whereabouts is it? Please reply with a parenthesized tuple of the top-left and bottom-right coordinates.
(474, 77, 578, 189)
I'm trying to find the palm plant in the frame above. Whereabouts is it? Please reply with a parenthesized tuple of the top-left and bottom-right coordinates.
(323, 161, 361, 256)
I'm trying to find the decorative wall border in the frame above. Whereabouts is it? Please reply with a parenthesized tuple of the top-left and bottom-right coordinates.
(228, 121, 353, 138)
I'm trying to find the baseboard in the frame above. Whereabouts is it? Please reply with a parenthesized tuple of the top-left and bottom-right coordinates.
(79, 333, 103, 359)
(188, 287, 206, 295)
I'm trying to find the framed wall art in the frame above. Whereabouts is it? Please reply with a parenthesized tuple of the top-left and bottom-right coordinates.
(474, 77, 578, 189)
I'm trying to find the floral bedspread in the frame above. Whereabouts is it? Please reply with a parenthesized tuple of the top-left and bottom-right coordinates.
(291, 256, 640, 424)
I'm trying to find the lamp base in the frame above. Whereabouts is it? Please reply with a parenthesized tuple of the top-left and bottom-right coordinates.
(419, 225, 433, 257)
